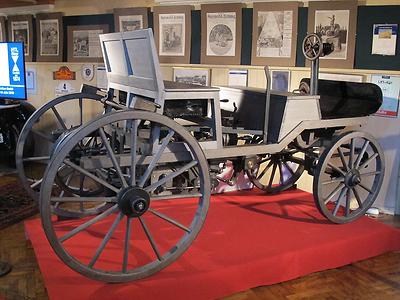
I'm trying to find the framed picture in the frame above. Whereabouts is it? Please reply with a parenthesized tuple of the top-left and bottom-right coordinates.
(271, 70, 290, 92)
(113, 7, 149, 32)
(153, 5, 192, 64)
(67, 24, 110, 63)
(0, 17, 6, 42)
(173, 68, 210, 86)
(252, 2, 299, 67)
(8, 15, 34, 62)
(201, 3, 243, 65)
(308, 0, 358, 68)
(36, 13, 63, 62)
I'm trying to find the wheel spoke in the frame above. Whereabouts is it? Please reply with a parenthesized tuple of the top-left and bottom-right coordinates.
(130, 120, 138, 186)
(256, 160, 273, 180)
(354, 140, 370, 169)
(332, 187, 347, 216)
(282, 160, 295, 176)
(99, 128, 128, 188)
(352, 187, 363, 208)
(324, 182, 345, 204)
(88, 212, 124, 268)
(267, 162, 278, 188)
(79, 97, 83, 126)
(145, 161, 198, 193)
(63, 159, 120, 194)
(51, 197, 116, 203)
(59, 204, 119, 243)
(345, 189, 351, 217)
(23, 156, 50, 162)
(358, 153, 378, 170)
(360, 171, 381, 177)
(337, 147, 349, 172)
(122, 217, 132, 273)
(359, 182, 373, 194)
(278, 161, 284, 184)
(51, 106, 68, 130)
(139, 130, 175, 188)
(148, 208, 191, 233)
(30, 178, 43, 189)
(322, 177, 345, 185)
(139, 216, 162, 261)
(327, 162, 346, 177)
(349, 139, 355, 169)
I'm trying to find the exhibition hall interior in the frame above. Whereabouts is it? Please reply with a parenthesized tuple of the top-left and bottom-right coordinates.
(0, 0, 399, 299)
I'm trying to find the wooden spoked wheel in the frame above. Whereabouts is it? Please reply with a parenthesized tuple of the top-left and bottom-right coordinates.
(15, 93, 112, 218)
(302, 33, 323, 61)
(246, 148, 305, 194)
(40, 110, 210, 282)
(313, 131, 384, 224)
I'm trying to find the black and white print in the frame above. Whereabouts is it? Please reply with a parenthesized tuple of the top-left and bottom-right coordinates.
(173, 68, 209, 86)
(256, 11, 292, 58)
(40, 19, 59, 56)
(207, 12, 236, 56)
(119, 15, 143, 32)
(315, 10, 349, 60)
(11, 21, 29, 56)
(159, 13, 185, 56)
(73, 29, 103, 58)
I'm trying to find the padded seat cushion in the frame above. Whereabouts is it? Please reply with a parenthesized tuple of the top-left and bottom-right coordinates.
(300, 78, 383, 119)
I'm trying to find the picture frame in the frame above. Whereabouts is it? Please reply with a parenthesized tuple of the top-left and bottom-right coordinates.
(153, 5, 192, 64)
(0, 16, 6, 42)
(7, 14, 34, 62)
(307, 0, 358, 68)
(252, 2, 300, 67)
(271, 70, 291, 92)
(36, 12, 64, 62)
(201, 3, 243, 65)
(173, 67, 210, 86)
(67, 24, 110, 63)
(113, 7, 149, 32)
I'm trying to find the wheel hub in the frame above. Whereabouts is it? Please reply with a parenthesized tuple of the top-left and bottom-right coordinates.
(345, 169, 361, 187)
(118, 187, 150, 217)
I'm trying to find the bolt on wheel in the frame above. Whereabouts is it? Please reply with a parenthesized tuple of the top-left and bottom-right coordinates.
(40, 110, 210, 282)
(313, 131, 384, 223)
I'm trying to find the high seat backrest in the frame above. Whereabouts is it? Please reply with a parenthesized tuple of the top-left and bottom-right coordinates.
(100, 28, 164, 99)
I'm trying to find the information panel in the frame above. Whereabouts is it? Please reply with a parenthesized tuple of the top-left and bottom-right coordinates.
(0, 42, 26, 100)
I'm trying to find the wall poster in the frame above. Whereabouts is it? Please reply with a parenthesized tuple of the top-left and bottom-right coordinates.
(36, 13, 64, 62)
(8, 15, 34, 62)
(201, 3, 242, 65)
(113, 7, 149, 32)
(308, 1, 357, 68)
(372, 24, 398, 56)
(371, 74, 400, 118)
(153, 6, 192, 64)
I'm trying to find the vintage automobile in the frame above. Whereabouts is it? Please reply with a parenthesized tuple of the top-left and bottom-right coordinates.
(16, 31, 384, 282)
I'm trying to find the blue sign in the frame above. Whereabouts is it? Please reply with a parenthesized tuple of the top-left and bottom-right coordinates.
(0, 42, 27, 100)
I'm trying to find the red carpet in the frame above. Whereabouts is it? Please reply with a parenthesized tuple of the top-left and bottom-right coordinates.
(25, 189, 400, 300)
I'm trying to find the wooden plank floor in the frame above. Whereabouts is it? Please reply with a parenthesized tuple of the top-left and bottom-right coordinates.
(0, 216, 399, 300)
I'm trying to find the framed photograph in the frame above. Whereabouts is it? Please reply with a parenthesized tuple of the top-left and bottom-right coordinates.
(113, 7, 149, 32)
(153, 5, 192, 64)
(201, 3, 243, 65)
(67, 24, 110, 63)
(252, 2, 299, 67)
(173, 68, 210, 86)
(0, 17, 6, 42)
(36, 13, 63, 62)
(8, 15, 34, 62)
(308, 0, 357, 68)
(271, 70, 290, 92)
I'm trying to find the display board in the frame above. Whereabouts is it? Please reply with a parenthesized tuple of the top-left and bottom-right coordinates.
(0, 42, 26, 100)
(355, 5, 400, 70)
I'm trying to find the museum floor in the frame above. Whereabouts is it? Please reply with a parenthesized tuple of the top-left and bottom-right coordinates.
(0, 208, 398, 299)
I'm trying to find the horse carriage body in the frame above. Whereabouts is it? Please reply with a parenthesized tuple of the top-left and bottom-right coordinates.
(16, 29, 385, 282)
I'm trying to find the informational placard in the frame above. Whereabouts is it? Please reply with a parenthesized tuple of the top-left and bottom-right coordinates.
(0, 42, 26, 100)
(228, 69, 248, 87)
(372, 24, 398, 56)
(371, 74, 400, 117)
